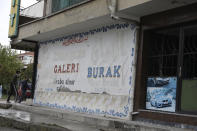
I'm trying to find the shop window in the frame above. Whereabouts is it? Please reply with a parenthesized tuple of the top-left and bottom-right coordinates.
(52, 0, 86, 13)
(143, 26, 197, 114)
(145, 29, 179, 112)
(146, 29, 179, 77)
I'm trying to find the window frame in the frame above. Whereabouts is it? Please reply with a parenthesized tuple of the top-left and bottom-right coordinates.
(50, 0, 93, 14)
(141, 24, 197, 114)
(133, 23, 197, 127)
(133, 3, 197, 125)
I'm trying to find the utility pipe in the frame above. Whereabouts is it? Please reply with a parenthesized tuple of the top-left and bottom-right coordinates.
(106, 0, 139, 25)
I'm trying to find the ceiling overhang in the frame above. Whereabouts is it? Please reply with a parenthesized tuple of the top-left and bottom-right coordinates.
(11, 0, 197, 50)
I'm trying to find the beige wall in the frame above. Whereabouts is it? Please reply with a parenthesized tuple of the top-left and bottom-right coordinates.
(118, 0, 151, 10)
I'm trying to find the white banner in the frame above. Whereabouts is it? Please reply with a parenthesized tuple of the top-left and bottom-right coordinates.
(34, 24, 137, 118)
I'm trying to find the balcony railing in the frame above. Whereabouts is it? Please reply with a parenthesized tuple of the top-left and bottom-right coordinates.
(20, 0, 44, 18)
(18, 0, 89, 25)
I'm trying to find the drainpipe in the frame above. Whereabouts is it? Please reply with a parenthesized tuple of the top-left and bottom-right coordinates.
(106, 0, 139, 25)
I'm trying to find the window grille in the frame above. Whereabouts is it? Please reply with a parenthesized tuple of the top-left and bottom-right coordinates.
(146, 30, 179, 77)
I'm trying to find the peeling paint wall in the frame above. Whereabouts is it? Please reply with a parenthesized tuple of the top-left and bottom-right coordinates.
(34, 23, 138, 119)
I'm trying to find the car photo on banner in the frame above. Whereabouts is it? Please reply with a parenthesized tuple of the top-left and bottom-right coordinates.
(146, 77, 177, 112)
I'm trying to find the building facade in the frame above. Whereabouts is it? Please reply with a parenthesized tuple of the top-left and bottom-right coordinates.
(18, 52, 34, 65)
(9, 0, 197, 129)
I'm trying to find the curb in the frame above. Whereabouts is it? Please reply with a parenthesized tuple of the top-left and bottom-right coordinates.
(0, 115, 70, 131)
(0, 102, 12, 109)
(11, 103, 196, 131)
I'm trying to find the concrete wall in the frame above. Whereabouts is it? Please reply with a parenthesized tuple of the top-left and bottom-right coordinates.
(34, 23, 138, 119)
(17, 0, 109, 40)
(16, 0, 149, 42)
(45, 0, 52, 16)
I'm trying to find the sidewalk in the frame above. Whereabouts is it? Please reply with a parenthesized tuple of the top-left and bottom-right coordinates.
(0, 100, 196, 131)
(0, 100, 102, 131)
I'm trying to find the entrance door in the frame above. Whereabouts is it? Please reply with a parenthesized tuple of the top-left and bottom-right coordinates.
(181, 26, 197, 113)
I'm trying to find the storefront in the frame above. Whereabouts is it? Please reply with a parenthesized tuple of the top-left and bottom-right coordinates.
(34, 23, 138, 119)
(8, 0, 197, 129)
(134, 3, 197, 125)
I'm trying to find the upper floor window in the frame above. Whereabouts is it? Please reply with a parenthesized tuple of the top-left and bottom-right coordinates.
(52, 0, 86, 13)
